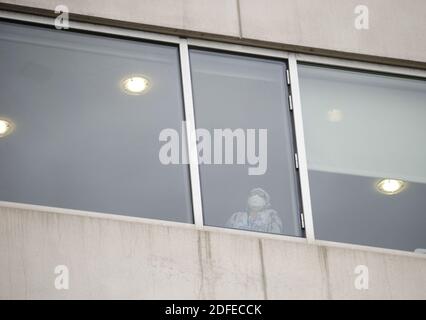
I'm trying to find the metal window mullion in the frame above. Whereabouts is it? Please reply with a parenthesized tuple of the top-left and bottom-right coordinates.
(288, 53, 316, 243)
(0, 10, 181, 44)
(179, 39, 204, 227)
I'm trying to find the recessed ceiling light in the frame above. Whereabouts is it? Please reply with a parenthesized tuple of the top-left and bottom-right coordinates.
(0, 118, 14, 138)
(327, 109, 343, 122)
(376, 179, 406, 195)
(121, 76, 150, 95)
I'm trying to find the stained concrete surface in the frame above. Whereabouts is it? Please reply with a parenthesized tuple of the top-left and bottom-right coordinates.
(1, 0, 426, 66)
(0, 206, 425, 299)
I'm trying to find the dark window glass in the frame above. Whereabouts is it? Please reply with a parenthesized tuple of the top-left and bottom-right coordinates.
(299, 63, 426, 252)
(190, 49, 303, 237)
(0, 21, 193, 223)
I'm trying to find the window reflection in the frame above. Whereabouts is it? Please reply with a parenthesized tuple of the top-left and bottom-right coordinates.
(190, 49, 303, 237)
(226, 188, 283, 234)
(299, 63, 426, 252)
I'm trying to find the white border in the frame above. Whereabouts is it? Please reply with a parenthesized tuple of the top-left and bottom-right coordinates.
(187, 38, 288, 59)
(288, 53, 315, 243)
(296, 53, 426, 79)
(179, 39, 204, 227)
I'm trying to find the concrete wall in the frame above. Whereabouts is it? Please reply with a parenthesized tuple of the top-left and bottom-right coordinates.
(1, 0, 425, 300)
(1, 205, 425, 299)
(0, 0, 426, 68)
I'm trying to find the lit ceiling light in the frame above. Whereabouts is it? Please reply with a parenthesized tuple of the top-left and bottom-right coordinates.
(0, 118, 14, 138)
(121, 76, 150, 95)
(376, 179, 406, 195)
(327, 109, 343, 122)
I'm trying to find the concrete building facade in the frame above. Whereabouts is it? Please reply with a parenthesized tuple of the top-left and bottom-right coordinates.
(0, 0, 425, 299)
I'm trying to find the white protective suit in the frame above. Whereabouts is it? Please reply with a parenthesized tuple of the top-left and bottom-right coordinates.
(226, 188, 283, 234)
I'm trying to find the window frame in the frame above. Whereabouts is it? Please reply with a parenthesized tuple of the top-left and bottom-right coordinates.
(1, 9, 426, 251)
(294, 57, 426, 250)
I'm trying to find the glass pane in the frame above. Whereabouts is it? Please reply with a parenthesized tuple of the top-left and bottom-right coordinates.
(190, 49, 302, 237)
(0, 21, 193, 223)
(299, 63, 426, 252)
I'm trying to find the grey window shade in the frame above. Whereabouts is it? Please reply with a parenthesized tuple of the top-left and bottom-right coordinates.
(0, 21, 193, 223)
(299, 64, 426, 183)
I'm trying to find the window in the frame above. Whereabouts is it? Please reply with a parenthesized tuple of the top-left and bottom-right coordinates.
(3, 15, 425, 252)
(189, 49, 303, 237)
(0, 21, 193, 223)
(299, 63, 426, 252)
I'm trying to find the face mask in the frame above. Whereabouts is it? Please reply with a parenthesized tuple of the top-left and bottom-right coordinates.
(247, 194, 266, 211)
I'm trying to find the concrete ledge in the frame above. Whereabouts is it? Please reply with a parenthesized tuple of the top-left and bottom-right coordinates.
(0, 204, 425, 299)
(1, 2, 426, 70)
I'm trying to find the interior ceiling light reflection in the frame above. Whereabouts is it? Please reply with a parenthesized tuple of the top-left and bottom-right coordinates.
(121, 76, 150, 95)
(376, 178, 406, 195)
(0, 118, 14, 138)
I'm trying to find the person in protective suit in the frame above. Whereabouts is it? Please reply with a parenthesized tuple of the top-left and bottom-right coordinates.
(226, 188, 283, 234)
